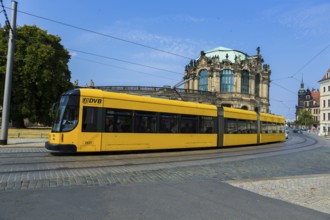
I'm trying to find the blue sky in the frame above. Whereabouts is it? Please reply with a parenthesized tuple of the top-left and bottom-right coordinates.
(2, 0, 330, 120)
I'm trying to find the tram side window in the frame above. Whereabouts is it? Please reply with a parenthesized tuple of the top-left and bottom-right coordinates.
(237, 120, 248, 133)
(261, 122, 267, 133)
(134, 111, 157, 133)
(249, 121, 257, 133)
(160, 114, 178, 133)
(105, 109, 132, 132)
(82, 107, 98, 132)
(262, 122, 276, 134)
(279, 124, 284, 133)
(225, 119, 237, 134)
(200, 116, 215, 133)
(273, 123, 277, 133)
(225, 119, 257, 134)
(272, 123, 277, 133)
(180, 115, 197, 133)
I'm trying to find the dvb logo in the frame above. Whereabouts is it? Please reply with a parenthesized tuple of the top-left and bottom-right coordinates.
(82, 98, 102, 104)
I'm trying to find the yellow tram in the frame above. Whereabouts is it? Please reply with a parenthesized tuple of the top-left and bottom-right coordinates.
(46, 88, 285, 152)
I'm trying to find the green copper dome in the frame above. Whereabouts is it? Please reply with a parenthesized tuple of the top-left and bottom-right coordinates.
(204, 46, 250, 63)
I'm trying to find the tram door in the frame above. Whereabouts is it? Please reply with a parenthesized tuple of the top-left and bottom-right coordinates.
(217, 107, 224, 147)
(79, 106, 103, 152)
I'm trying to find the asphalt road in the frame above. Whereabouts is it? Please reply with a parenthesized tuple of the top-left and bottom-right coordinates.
(0, 180, 328, 220)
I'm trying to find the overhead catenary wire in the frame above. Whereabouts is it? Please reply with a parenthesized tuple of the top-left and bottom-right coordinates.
(272, 43, 330, 82)
(69, 48, 183, 76)
(271, 81, 297, 95)
(0, 35, 184, 79)
(4, 4, 329, 98)
(13, 7, 194, 60)
(73, 56, 179, 81)
(0, 0, 14, 34)
(291, 43, 330, 78)
(0, 6, 190, 80)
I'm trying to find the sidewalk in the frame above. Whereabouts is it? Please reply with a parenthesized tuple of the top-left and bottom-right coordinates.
(0, 138, 47, 147)
(226, 174, 330, 214)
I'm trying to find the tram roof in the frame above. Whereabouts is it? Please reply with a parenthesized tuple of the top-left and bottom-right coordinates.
(77, 88, 217, 115)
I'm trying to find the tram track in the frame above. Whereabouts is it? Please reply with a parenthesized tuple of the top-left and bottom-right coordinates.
(0, 133, 308, 164)
(0, 134, 321, 176)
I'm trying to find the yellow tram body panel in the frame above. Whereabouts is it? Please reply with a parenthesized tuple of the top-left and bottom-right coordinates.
(101, 134, 217, 151)
(260, 113, 285, 123)
(223, 134, 257, 146)
(223, 107, 257, 120)
(98, 90, 217, 116)
(260, 133, 285, 144)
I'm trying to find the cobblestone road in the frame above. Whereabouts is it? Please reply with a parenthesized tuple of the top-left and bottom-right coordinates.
(226, 174, 330, 214)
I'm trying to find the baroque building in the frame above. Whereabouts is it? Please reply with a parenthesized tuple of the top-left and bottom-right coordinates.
(183, 47, 270, 113)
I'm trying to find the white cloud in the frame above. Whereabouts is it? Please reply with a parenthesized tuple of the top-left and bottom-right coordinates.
(264, 2, 330, 36)
(117, 29, 204, 60)
(69, 51, 78, 57)
(156, 14, 205, 23)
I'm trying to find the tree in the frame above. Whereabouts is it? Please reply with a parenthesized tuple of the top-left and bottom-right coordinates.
(297, 109, 314, 127)
(0, 25, 73, 127)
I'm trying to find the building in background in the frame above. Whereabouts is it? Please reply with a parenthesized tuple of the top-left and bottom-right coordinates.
(319, 68, 330, 136)
(296, 79, 320, 130)
(183, 47, 270, 113)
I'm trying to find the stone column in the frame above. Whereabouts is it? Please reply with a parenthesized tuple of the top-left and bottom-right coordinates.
(189, 76, 194, 90)
(235, 71, 241, 94)
(194, 77, 198, 90)
(249, 75, 255, 96)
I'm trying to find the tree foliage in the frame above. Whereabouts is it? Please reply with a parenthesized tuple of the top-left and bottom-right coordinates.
(297, 109, 314, 126)
(0, 25, 73, 127)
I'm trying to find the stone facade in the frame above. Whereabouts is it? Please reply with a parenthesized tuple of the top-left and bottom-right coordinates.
(319, 68, 330, 136)
(183, 47, 270, 113)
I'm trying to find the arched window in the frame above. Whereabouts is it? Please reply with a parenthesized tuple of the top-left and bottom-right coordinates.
(241, 106, 248, 110)
(220, 69, 233, 93)
(222, 103, 232, 107)
(255, 74, 260, 97)
(241, 70, 249, 94)
(198, 70, 208, 91)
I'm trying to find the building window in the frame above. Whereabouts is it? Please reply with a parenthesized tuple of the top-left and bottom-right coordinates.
(241, 70, 249, 94)
(323, 113, 326, 121)
(255, 74, 260, 97)
(324, 100, 326, 108)
(220, 69, 234, 93)
(328, 113, 330, 121)
(328, 86, 330, 91)
(324, 87, 326, 92)
(328, 99, 330, 107)
(198, 70, 208, 91)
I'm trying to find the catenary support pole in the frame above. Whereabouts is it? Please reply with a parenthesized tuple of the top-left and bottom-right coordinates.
(0, 1, 17, 145)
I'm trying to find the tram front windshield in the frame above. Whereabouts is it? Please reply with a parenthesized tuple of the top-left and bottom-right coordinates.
(52, 95, 79, 132)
